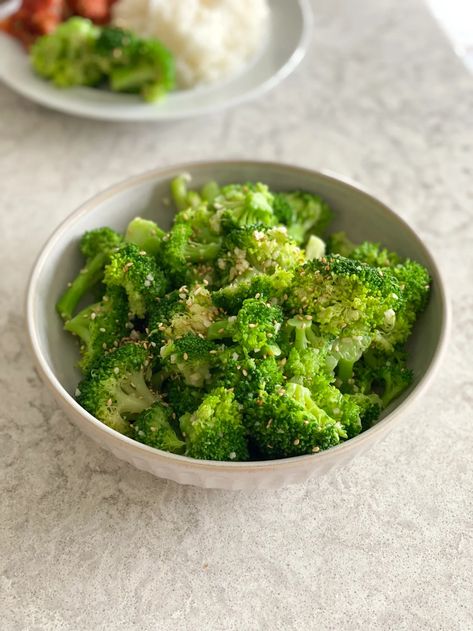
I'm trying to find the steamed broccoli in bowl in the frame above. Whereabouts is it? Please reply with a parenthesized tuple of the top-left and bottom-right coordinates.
(58, 175, 431, 462)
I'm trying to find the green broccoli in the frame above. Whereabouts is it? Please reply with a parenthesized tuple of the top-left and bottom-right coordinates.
(64, 288, 130, 373)
(133, 402, 185, 454)
(214, 182, 276, 230)
(288, 255, 402, 382)
(31, 18, 175, 102)
(348, 392, 383, 430)
(56, 227, 123, 321)
(31, 17, 102, 88)
(218, 225, 305, 284)
(247, 382, 344, 459)
(170, 174, 203, 211)
(104, 243, 167, 318)
(327, 232, 401, 267)
(76, 342, 156, 435)
(213, 349, 283, 403)
(165, 378, 205, 418)
(273, 191, 332, 244)
(208, 298, 283, 356)
(108, 39, 175, 102)
(211, 268, 293, 314)
(353, 349, 413, 408)
(125, 217, 165, 257)
(327, 234, 431, 347)
(159, 333, 218, 387)
(162, 223, 222, 286)
(180, 387, 249, 461)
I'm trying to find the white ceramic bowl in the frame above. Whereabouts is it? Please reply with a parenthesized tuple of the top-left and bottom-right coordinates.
(27, 161, 450, 490)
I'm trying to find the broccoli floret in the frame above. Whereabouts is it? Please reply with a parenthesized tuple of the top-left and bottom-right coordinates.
(218, 225, 304, 283)
(166, 378, 205, 418)
(56, 227, 123, 321)
(348, 392, 382, 430)
(214, 182, 276, 230)
(247, 382, 344, 459)
(273, 191, 332, 245)
(327, 234, 431, 346)
(162, 283, 219, 339)
(200, 180, 220, 203)
(146, 291, 184, 357)
(386, 260, 431, 345)
(173, 203, 221, 243)
(76, 342, 156, 435)
(213, 349, 283, 403)
(208, 298, 283, 357)
(305, 234, 326, 260)
(125, 217, 165, 257)
(327, 232, 401, 267)
(104, 243, 167, 318)
(287, 255, 402, 381)
(31, 19, 175, 101)
(31, 17, 102, 88)
(353, 349, 413, 408)
(170, 174, 203, 211)
(97, 27, 175, 101)
(159, 333, 218, 387)
(378, 357, 413, 407)
(180, 387, 249, 461)
(211, 268, 293, 314)
(162, 223, 222, 286)
(64, 288, 130, 373)
(133, 402, 185, 454)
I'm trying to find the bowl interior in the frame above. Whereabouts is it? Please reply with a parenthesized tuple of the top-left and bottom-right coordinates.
(30, 162, 446, 429)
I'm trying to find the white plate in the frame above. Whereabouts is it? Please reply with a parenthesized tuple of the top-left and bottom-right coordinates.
(0, 0, 312, 121)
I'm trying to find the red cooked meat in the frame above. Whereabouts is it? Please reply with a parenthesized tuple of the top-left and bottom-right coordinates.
(1, 0, 64, 47)
(66, 0, 117, 24)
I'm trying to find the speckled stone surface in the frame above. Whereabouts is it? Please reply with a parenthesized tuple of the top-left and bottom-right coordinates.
(1, 0, 473, 628)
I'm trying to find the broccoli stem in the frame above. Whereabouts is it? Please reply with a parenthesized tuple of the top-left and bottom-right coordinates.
(207, 319, 234, 340)
(125, 217, 165, 257)
(337, 358, 355, 384)
(116, 372, 156, 414)
(56, 252, 107, 321)
(64, 308, 93, 344)
(171, 175, 191, 211)
(381, 377, 406, 408)
(287, 317, 319, 351)
(185, 241, 221, 263)
(201, 181, 219, 203)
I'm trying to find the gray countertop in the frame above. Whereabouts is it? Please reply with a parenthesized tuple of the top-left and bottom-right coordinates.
(1, 0, 473, 629)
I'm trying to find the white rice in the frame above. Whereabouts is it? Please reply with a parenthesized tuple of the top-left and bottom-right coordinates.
(112, 0, 270, 88)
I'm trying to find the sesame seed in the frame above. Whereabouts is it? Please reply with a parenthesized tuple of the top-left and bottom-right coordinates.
(183, 352, 189, 361)
(90, 312, 97, 320)
(107, 398, 113, 406)
(248, 323, 257, 329)
(229, 452, 236, 460)
(113, 367, 119, 374)
(293, 438, 300, 446)
(99, 327, 106, 333)
(312, 446, 320, 453)
(242, 369, 248, 376)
